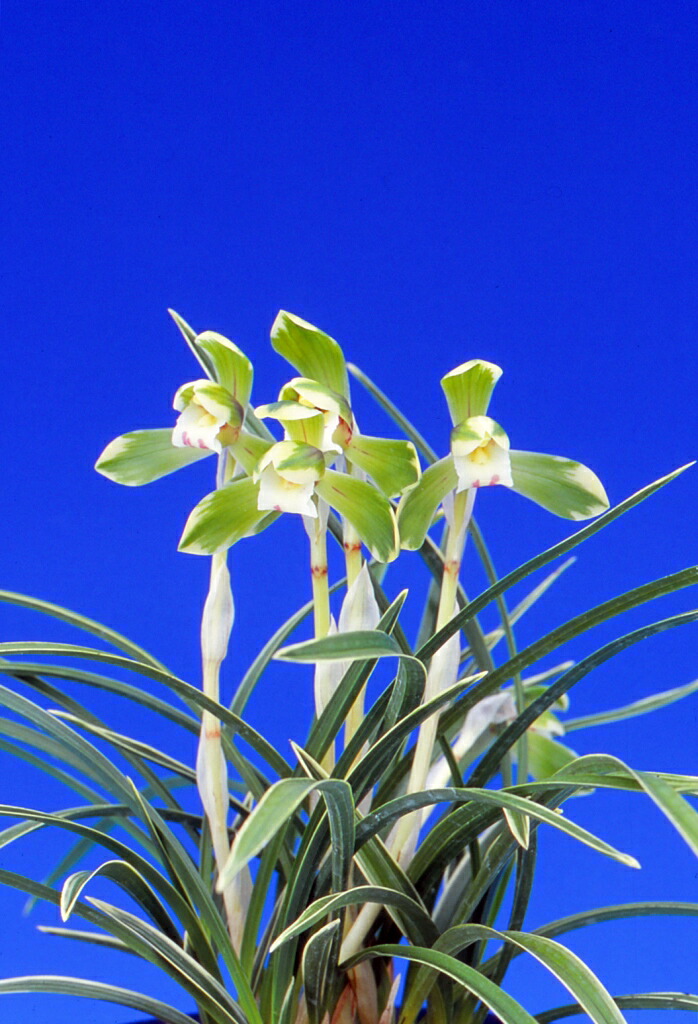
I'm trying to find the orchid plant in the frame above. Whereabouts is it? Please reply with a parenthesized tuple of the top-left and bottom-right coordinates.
(0, 309, 697, 1024)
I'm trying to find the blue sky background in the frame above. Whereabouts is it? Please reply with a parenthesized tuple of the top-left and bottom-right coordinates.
(2, 2, 697, 1021)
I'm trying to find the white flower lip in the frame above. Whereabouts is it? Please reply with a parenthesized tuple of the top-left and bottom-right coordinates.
(257, 464, 318, 517)
(173, 400, 226, 453)
(254, 441, 325, 517)
(451, 415, 513, 491)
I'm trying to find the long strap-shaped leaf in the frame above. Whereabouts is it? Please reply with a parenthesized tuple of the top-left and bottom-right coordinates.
(536, 992, 698, 1022)
(344, 942, 540, 1024)
(0, 589, 169, 670)
(0, 646, 291, 779)
(399, 924, 626, 1024)
(0, 975, 199, 1024)
(467, 607, 698, 789)
(418, 469, 695, 661)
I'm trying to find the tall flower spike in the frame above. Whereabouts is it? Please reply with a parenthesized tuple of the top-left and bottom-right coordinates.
(398, 359, 609, 550)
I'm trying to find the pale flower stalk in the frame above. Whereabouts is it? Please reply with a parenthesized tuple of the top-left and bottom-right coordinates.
(197, 548, 250, 952)
(390, 486, 475, 867)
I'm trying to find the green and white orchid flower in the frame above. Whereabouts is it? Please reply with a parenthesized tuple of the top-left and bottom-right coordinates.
(172, 380, 244, 453)
(398, 358, 609, 550)
(96, 313, 256, 487)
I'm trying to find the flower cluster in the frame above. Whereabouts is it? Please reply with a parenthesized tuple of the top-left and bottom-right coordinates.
(96, 311, 608, 560)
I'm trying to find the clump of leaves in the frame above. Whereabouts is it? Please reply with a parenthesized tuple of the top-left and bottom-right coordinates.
(0, 310, 697, 1024)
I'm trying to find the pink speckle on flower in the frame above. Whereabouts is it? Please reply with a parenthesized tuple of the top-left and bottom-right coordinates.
(182, 431, 191, 446)
(197, 439, 207, 449)
(491, 474, 500, 485)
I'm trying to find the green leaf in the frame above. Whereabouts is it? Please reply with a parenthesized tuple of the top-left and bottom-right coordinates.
(346, 435, 421, 496)
(396, 456, 458, 550)
(0, 976, 201, 1024)
(633, 767, 698, 858)
(271, 886, 437, 953)
(95, 429, 211, 486)
(302, 920, 341, 1024)
(60, 859, 182, 947)
(168, 307, 215, 379)
(218, 777, 354, 890)
(271, 310, 349, 398)
(194, 330, 254, 406)
(564, 676, 698, 732)
(420, 925, 626, 1024)
(86, 897, 248, 1024)
(316, 469, 399, 563)
(509, 450, 609, 520)
(441, 359, 503, 424)
(276, 628, 404, 663)
(178, 476, 267, 554)
(537, 993, 698, 1022)
(0, 589, 168, 670)
(346, 944, 540, 1024)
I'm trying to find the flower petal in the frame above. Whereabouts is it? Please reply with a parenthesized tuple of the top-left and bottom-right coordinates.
(95, 429, 212, 486)
(345, 435, 421, 497)
(255, 400, 327, 449)
(441, 359, 503, 425)
(396, 456, 458, 550)
(509, 450, 609, 520)
(271, 311, 349, 398)
(194, 331, 254, 408)
(316, 469, 399, 563)
(280, 377, 352, 425)
(179, 477, 271, 555)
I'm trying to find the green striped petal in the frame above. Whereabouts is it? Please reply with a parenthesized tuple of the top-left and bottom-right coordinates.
(255, 400, 326, 449)
(509, 450, 610, 520)
(316, 469, 399, 563)
(194, 331, 254, 408)
(396, 455, 458, 550)
(95, 429, 211, 486)
(229, 431, 272, 476)
(178, 477, 269, 554)
(271, 311, 349, 398)
(346, 435, 421, 497)
(441, 359, 503, 425)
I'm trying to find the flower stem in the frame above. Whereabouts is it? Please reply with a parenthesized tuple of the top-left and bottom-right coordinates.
(196, 452, 248, 951)
(307, 506, 335, 771)
(343, 518, 366, 748)
(391, 487, 475, 866)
